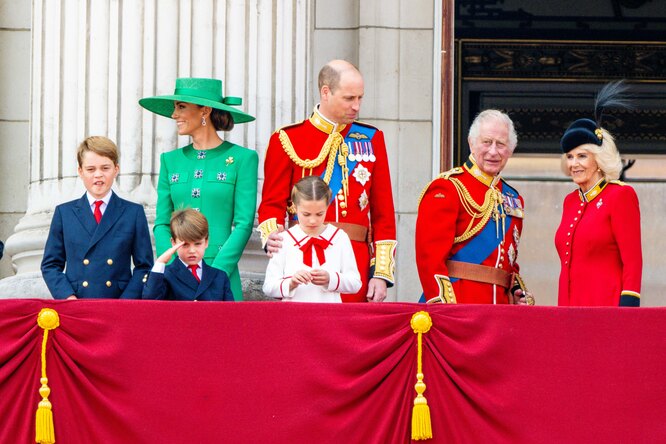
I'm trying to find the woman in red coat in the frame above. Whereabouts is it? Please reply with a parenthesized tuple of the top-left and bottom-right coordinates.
(555, 96, 642, 306)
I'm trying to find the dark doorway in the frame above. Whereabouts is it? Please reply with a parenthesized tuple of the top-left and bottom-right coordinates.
(453, 1, 666, 162)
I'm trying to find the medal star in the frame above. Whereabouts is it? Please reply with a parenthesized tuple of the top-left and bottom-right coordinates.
(352, 164, 371, 186)
(358, 190, 369, 211)
(513, 225, 520, 248)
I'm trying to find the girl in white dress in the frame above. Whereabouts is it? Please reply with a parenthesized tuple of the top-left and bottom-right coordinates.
(262, 176, 362, 302)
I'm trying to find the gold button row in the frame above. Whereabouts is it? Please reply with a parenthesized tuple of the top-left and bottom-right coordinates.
(83, 258, 114, 265)
(81, 281, 113, 287)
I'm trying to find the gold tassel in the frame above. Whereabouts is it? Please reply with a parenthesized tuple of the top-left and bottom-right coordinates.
(35, 308, 60, 444)
(411, 311, 433, 440)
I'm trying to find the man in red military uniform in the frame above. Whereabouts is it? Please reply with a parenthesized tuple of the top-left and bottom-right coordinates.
(416, 109, 534, 305)
(258, 60, 397, 302)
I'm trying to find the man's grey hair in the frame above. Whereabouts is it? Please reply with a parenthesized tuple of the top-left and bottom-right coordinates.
(468, 109, 518, 151)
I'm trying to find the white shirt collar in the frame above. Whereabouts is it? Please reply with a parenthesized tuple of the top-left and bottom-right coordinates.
(86, 190, 113, 207)
(179, 258, 203, 269)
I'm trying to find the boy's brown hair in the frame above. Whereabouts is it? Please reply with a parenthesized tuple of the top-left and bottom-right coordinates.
(77, 136, 120, 167)
(170, 209, 209, 242)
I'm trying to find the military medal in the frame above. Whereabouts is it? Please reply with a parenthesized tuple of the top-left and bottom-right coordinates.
(348, 142, 357, 161)
(358, 190, 369, 211)
(513, 225, 520, 248)
(362, 142, 370, 162)
(508, 244, 516, 266)
(368, 142, 376, 162)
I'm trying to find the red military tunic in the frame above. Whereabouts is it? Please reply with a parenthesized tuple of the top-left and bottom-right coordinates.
(258, 107, 397, 302)
(555, 179, 642, 306)
(415, 157, 526, 304)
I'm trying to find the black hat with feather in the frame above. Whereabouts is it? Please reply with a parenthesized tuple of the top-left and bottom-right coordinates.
(560, 81, 632, 153)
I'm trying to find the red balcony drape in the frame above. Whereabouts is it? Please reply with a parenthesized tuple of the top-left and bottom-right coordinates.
(1, 300, 665, 443)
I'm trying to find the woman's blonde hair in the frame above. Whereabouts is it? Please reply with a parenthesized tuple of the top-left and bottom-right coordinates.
(560, 127, 622, 181)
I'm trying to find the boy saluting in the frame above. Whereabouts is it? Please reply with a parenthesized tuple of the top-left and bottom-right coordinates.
(143, 209, 234, 301)
(41, 136, 153, 299)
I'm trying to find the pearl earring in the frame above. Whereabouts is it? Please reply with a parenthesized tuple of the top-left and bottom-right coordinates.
(201, 117, 207, 127)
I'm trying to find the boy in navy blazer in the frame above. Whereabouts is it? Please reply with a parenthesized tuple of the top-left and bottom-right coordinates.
(41, 136, 154, 299)
(143, 209, 234, 301)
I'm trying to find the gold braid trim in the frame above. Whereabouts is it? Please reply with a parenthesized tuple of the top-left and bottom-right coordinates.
(278, 130, 343, 185)
(256, 218, 279, 249)
(449, 177, 503, 244)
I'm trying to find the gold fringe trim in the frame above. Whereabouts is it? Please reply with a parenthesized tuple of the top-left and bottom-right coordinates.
(35, 308, 60, 444)
(411, 311, 433, 440)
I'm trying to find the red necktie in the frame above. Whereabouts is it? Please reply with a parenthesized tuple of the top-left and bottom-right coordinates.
(93, 200, 103, 224)
(189, 264, 200, 283)
(299, 237, 331, 267)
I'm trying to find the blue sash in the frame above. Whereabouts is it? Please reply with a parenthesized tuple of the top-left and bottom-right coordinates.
(323, 122, 376, 201)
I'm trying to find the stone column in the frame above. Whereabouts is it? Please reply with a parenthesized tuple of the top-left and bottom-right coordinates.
(0, 0, 312, 299)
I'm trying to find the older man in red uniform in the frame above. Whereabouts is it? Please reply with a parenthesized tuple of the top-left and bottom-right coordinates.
(258, 60, 396, 302)
(416, 110, 533, 305)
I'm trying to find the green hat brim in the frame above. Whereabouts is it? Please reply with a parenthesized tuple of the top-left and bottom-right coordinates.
(139, 94, 255, 124)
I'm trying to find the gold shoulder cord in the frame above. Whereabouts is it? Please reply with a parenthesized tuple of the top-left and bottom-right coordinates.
(278, 130, 343, 185)
(449, 177, 504, 243)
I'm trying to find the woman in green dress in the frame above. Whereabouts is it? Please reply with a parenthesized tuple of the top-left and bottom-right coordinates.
(140, 78, 257, 300)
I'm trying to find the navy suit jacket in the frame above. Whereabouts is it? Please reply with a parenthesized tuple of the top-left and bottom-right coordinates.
(142, 259, 234, 301)
(41, 192, 154, 299)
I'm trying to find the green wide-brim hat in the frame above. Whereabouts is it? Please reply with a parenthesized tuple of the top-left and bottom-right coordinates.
(139, 77, 255, 124)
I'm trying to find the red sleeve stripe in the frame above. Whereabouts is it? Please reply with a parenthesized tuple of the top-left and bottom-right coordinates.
(333, 272, 340, 291)
(280, 276, 292, 298)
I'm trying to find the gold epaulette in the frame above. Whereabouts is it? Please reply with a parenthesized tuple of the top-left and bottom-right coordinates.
(417, 167, 464, 207)
(610, 179, 626, 186)
(352, 120, 378, 130)
(274, 120, 306, 133)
